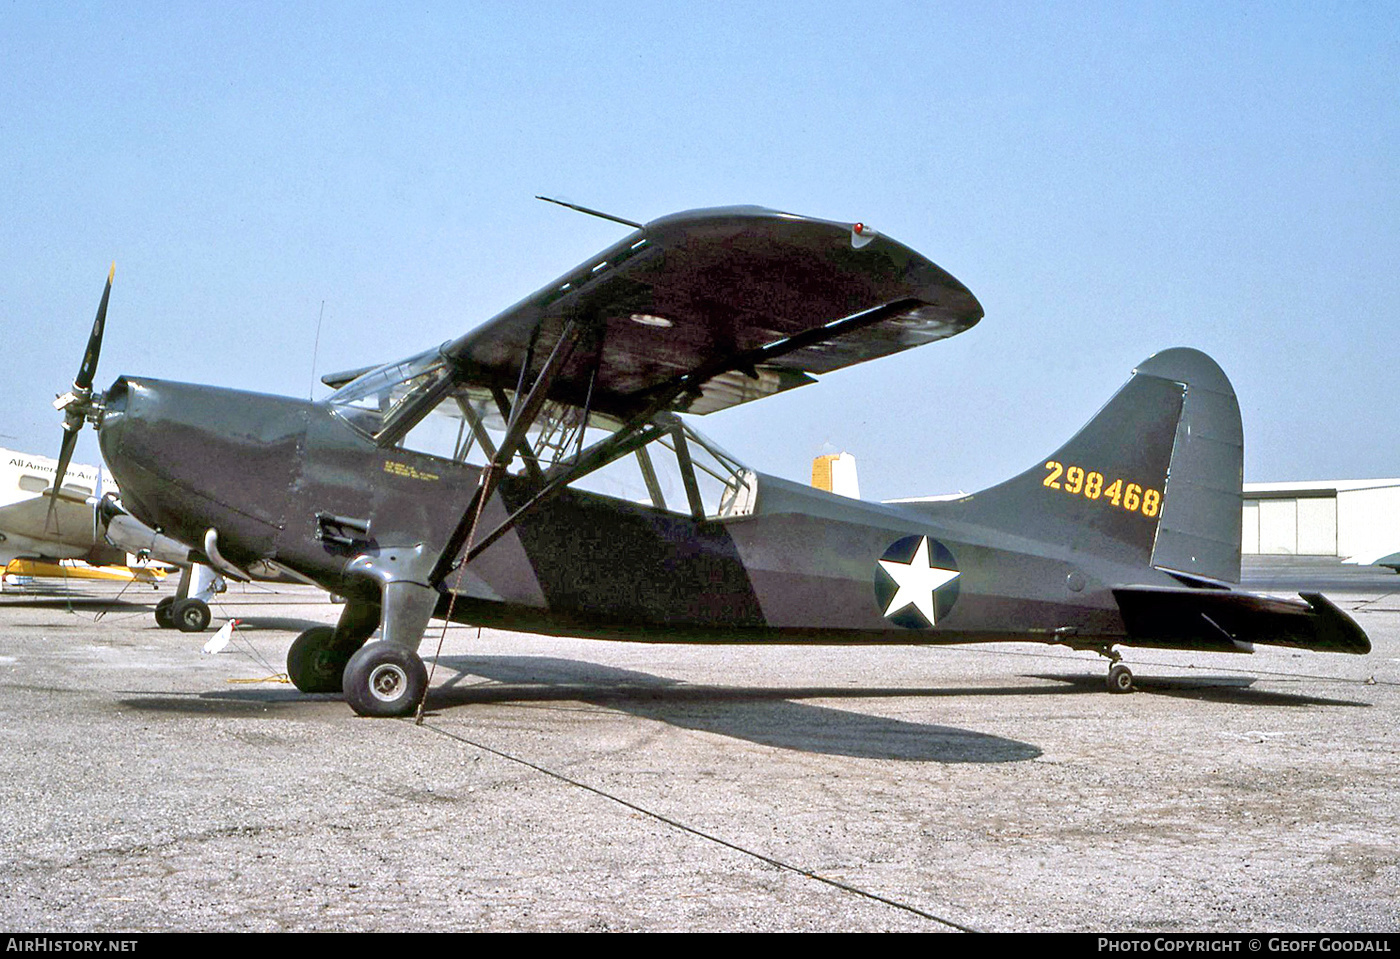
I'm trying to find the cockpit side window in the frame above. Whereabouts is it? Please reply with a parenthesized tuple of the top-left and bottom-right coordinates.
(328, 350, 758, 521)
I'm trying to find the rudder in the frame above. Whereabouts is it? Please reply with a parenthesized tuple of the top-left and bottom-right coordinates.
(1139, 349, 1243, 584)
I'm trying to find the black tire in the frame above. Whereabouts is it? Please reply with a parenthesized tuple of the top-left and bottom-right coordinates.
(172, 598, 211, 633)
(1107, 663, 1134, 693)
(286, 626, 352, 694)
(154, 596, 176, 629)
(342, 643, 427, 718)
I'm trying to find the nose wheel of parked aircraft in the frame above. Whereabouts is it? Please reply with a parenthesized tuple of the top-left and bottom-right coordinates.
(342, 643, 427, 718)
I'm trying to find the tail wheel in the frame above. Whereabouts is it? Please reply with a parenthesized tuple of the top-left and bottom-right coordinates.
(342, 643, 427, 718)
(1107, 662, 1134, 693)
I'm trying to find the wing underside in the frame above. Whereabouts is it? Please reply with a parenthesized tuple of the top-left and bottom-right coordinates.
(0, 491, 95, 546)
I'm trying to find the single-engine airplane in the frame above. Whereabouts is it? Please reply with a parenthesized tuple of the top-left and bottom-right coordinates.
(50, 206, 1370, 717)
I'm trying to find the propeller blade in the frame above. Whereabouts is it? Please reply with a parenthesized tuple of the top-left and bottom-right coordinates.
(45, 429, 80, 534)
(48, 264, 115, 533)
(75, 262, 114, 393)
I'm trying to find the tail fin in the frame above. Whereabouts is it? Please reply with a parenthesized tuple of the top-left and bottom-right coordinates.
(918, 348, 1244, 582)
(812, 452, 861, 498)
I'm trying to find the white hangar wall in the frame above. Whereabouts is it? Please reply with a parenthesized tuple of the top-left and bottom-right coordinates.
(1241, 479, 1400, 560)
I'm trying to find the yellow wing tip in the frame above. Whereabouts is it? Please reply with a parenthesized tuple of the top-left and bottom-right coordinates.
(107, 261, 116, 283)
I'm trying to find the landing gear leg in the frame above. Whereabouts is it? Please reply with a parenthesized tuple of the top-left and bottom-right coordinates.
(1096, 645, 1134, 693)
(342, 581, 438, 718)
(287, 598, 381, 693)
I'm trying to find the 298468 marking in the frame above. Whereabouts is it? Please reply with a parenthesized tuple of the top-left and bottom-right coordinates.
(1043, 461, 1161, 517)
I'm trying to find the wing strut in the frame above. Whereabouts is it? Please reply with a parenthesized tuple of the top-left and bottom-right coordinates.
(489, 386, 544, 482)
(431, 318, 585, 582)
(437, 419, 670, 578)
(431, 296, 930, 583)
(416, 315, 600, 723)
(670, 423, 706, 521)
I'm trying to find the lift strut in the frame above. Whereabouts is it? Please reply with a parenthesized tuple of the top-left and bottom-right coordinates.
(432, 296, 925, 585)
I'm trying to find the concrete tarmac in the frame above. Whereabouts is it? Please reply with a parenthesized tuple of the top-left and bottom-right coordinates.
(0, 562, 1397, 932)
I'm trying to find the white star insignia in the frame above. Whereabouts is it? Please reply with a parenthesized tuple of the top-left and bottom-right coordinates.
(878, 536, 959, 625)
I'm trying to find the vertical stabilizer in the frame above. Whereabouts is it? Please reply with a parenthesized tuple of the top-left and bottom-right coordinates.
(910, 348, 1243, 583)
(812, 452, 861, 499)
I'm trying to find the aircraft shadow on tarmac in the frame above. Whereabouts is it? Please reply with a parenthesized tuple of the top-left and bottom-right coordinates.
(215, 615, 329, 633)
(125, 658, 1369, 758)
(0, 601, 325, 635)
(120, 654, 1044, 764)
(1028, 673, 1370, 708)
(416, 655, 1047, 763)
(0, 596, 150, 611)
(117, 655, 1366, 757)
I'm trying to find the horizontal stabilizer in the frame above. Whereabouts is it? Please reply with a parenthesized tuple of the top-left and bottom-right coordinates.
(1114, 586, 1370, 655)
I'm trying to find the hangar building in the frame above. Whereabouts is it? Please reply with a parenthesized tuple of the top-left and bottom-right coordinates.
(1242, 479, 1400, 561)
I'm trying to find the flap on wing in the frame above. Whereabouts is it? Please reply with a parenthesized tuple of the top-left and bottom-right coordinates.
(1113, 586, 1371, 655)
(683, 366, 817, 415)
(441, 206, 982, 416)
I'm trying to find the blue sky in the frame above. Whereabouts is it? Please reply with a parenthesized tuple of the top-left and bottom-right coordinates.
(3, 2, 1396, 501)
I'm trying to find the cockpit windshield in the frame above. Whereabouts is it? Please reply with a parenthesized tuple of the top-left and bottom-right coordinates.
(327, 347, 454, 440)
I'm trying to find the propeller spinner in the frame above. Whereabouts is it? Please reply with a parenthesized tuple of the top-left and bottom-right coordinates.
(46, 263, 114, 532)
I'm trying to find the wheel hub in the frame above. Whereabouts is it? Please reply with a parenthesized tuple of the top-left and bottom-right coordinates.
(368, 663, 408, 702)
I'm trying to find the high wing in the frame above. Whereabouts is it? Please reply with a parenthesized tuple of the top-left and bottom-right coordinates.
(327, 206, 982, 416)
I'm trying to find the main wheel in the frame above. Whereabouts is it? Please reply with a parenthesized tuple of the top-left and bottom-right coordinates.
(154, 596, 176, 629)
(287, 626, 353, 693)
(1107, 662, 1134, 693)
(342, 643, 427, 718)
(172, 597, 211, 633)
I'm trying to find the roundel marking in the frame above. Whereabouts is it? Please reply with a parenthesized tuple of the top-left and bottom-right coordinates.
(874, 535, 960, 629)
